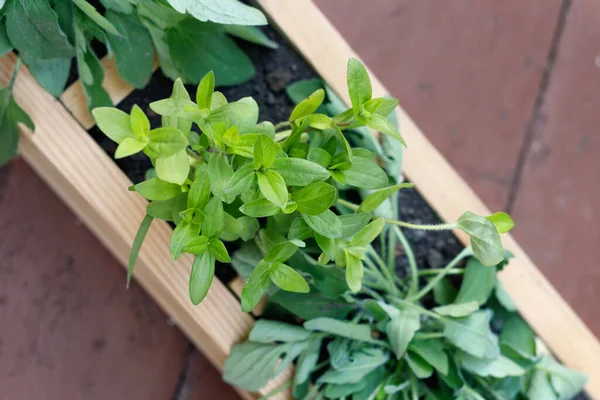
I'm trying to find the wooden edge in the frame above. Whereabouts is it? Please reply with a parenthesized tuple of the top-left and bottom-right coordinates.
(0, 53, 291, 400)
(256, 0, 600, 397)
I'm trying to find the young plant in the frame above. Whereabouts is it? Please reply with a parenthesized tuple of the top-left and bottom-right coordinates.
(0, 0, 276, 164)
(92, 58, 513, 316)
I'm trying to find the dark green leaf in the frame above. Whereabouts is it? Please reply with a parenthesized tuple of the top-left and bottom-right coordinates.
(406, 351, 434, 378)
(189, 252, 215, 304)
(241, 260, 272, 312)
(170, 221, 201, 260)
(24, 57, 71, 97)
(269, 290, 352, 320)
(0, 84, 35, 165)
(302, 210, 342, 239)
(99, 0, 132, 13)
(319, 348, 389, 384)
(293, 182, 336, 215)
(226, 163, 256, 197)
(126, 215, 153, 287)
(454, 257, 497, 306)
(433, 278, 457, 306)
(167, 18, 254, 85)
(443, 310, 499, 359)
(73, 0, 119, 35)
(105, 11, 154, 88)
(343, 157, 389, 189)
(294, 335, 322, 385)
(409, 339, 448, 376)
(270, 157, 330, 186)
(500, 316, 536, 356)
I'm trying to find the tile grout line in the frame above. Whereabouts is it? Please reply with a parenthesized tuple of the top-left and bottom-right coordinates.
(505, 0, 572, 213)
(172, 341, 197, 400)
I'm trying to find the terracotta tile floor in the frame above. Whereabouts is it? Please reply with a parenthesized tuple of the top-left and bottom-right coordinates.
(1, 1, 598, 398)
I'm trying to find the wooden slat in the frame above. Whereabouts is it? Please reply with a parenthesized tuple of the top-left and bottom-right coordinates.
(0, 53, 293, 400)
(257, 1, 600, 397)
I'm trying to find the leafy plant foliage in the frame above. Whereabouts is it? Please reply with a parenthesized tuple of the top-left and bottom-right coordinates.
(0, 0, 274, 164)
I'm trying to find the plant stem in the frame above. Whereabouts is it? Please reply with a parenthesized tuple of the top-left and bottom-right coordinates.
(393, 226, 418, 297)
(363, 257, 392, 293)
(471, 375, 505, 400)
(408, 247, 472, 302)
(409, 372, 419, 400)
(414, 332, 444, 340)
(368, 247, 400, 297)
(416, 268, 463, 277)
(336, 198, 359, 211)
(385, 219, 457, 231)
(8, 58, 21, 93)
(274, 121, 292, 130)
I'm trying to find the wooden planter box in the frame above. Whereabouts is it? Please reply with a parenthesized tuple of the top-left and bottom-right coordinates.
(1, 1, 598, 398)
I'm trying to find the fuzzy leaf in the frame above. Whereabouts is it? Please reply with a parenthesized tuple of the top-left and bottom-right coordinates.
(457, 212, 504, 266)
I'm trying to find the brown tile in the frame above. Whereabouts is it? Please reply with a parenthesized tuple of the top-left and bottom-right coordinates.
(510, 0, 600, 336)
(184, 350, 241, 400)
(314, 0, 562, 211)
(0, 159, 189, 399)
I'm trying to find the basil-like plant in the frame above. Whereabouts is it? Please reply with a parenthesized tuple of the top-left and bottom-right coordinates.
(0, 0, 275, 164)
(92, 58, 513, 313)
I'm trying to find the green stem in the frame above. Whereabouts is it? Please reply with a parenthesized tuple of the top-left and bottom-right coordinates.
(368, 247, 400, 297)
(408, 247, 472, 302)
(385, 219, 457, 231)
(471, 375, 505, 400)
(8, 58, 21, 93)
(336, 198, 359, 211)
(409, 372, 419, 400)
(393, 226, 418, 297)
(416, 268, 463, 277)
(362, 286, 385, 302)
(414, 332, 444, 340)
(386, 226, 396, 275)
(275, 121, 292, 130)
(363, 257, 392, 292)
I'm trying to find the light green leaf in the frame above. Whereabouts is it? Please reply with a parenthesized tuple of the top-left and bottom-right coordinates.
(454, 257, 497, 305)
(227, 133, 258, 158)
(130, 105, 150, 139)
(349, 217, 385, 247)
(270, 158, 330, 186)
(265, 240, 303, 264)
(183, 235, 209, 255)
(167, 18, 255, 85)
(208, 97, 258, 133)
(288, 218, 313, 241)
(293, 182, 336, 215)
(202, 197, 224, 237)
(409, 339, 448, 375)
(347, 58, 372, 113)
(443, 310, 499, 359)
(387, 309, 420, 359)
(146, 199, 174, 221)
(126, 215, 153, 287)
(253, 134, 280, 170)
(133, 178, 181, 201)
(189, 251, 215, 305)
(486, 211, 515, 233)
(241, 260, 271, 312)
(150, 97, 203, 121)
(156, 150, 190, 185)
(196, 70, 215, 109)
(115, 137, 148, 159)
(302, 210, 342, 239)
(344, 249, 363, 293)
(161, 78, 193, 135)
(105, 11, 154, 88)
(147, 127, 188, 157)
(239, 198, 281, 218)
(457, 212, 504, 266)
(5, 0, 74, 60)
(307, 147, 333, 168)
(304, 318, 374, 343)
(359, 112, 406, 146)
(226, 163, 256, 196)
(165, 0, 267, 26)
(93, 107, 135, 144)
(270, 263, 310, 293)
(236, 216, 259, 241)
(249, 320, 312, 343)
(289, 88, 325, 121)
(208, 152, 234, 202)
(257, 170, 288, 208)
(223, 25, 277, 49)
(207, 237, 230, 262)
(434, 301, 479, 317)
(343, 157, 388, 189)
(358, 183, 414, 213)
(457, 351, 525, 378)
(339, 213, 371, 238)
(170, 221, 201, 260)
(187, 166, 211, 210)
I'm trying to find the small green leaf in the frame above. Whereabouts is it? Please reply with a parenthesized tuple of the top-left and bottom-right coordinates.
(170, 221, 201, 260)
(239, 198, 281, 217)
(359, 112, 406, 146)
(339, 213, 372, 238)
(288, 218, 313, 241)
(293, 182, 336, 215)
(270, 263, 310, 293)
(208, 237, 230, 262)
(302, 210, 342, 239)
(196, 70, 215, 109)
(500, 316, 536, 356)
(150, 98, 204, 121)
(189, 251, 215, 305)
(343, 157, 388, 189)
(184, 235, 209, 255)
(147, 127, 188, 157)
(155, 150, 190, 185)
(115, 137, 148, 159)
(208, 152, 234, 202)
(202, 197, 224, 237)
(358, 183, 414, 213)
(295, 335, 322, 386)
(241, 260, 271, 312)
(93, 107, 135, 144)
(347, 58, 372, 113)
(222, 126, 239, 147)
(257, 170, 288, 208)
(130, 105, 150, 138)
(306, 113, 332, 130)
(443, 310, 499, 359)
(146, 199, 174, 221)
(289, 88, 325, 121)
(387, 308, 420, 359)
(265, 240, 303, 264)
(127, 215, 153, 287)
(208, 97, 258, 133)
(187, 166, 211, 210)
(319, 348, 389, 384)
(161, 78, 193, 135)
(434, 301, 479, 317)
(270, 158, 330, 186)
(349, 218, 385, 247)
(226, 163, 257, 196)
(307, 147, 333, 168)
(165, 0, 267, 26)
(236, 216, 259, 241)
(133, 178, 181, 201)
(409, 339, 448, 376)
(344, 249, 363, 293)
(227, 133, 258, 158)
(457, 212, 504, 267)
(486, 212, 515, 233)
(223, 25, 278, 49)
(253, 134, 280, 170)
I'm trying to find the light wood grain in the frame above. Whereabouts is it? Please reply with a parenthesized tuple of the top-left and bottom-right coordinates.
(0, 53, 293, 400)
(258, 1, 600, 397)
